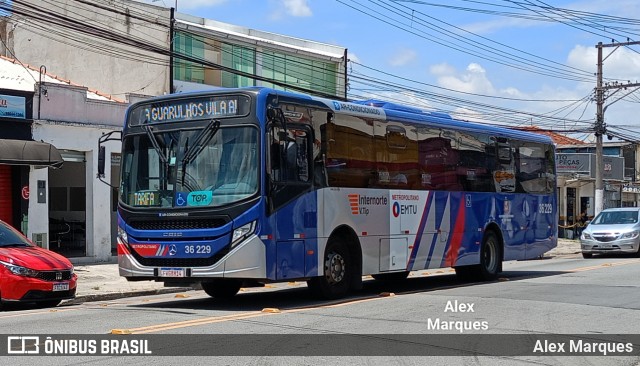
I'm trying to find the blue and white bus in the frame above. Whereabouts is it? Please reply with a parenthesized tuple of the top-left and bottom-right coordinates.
(99, 87, 557, 299)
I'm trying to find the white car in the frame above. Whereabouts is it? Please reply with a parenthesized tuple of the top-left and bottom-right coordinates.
(580, 208, 640, 258)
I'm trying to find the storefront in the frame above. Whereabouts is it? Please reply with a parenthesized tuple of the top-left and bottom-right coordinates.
(556, 151, 625, 238)
(0, 91, 63, 235)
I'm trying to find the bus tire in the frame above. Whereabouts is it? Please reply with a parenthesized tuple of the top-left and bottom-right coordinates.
(455, 231, 501, 281)
(201, 279, 242, 299)
(372, 271, 409, 282)
(307, 237, 351, 299)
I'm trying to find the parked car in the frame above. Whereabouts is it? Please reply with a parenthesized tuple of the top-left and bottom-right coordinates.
(0, 220, 77, 308)
(580, 207, 640, 258)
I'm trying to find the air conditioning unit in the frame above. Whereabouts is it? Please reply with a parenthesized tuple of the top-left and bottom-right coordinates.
(31, 233, 47, 249)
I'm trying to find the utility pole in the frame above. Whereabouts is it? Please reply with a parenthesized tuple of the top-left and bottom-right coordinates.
(594, 40, 640, 215)
(169, 7, 175, 94)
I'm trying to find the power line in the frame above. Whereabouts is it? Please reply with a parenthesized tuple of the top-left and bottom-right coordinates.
(337, 0, 596, 83)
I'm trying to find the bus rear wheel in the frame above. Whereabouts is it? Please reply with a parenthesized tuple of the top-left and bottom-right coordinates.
(455, 231, 501, 281)
(307, 237, 351, 299)
(201, 279, 242, 299)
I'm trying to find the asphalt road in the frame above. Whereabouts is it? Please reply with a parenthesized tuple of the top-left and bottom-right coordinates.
(2, 252, 640, 365)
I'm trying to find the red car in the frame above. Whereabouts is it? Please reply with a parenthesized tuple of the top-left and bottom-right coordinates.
(0, 220, 77, 308)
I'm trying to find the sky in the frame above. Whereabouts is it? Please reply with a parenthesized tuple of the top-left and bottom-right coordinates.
(138, 0, 640, 141)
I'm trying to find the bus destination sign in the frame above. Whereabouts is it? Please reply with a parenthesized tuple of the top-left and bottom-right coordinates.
(129, 95, 250, 125)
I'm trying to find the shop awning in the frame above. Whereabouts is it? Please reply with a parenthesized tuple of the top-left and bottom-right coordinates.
(0, 139, 64, 168)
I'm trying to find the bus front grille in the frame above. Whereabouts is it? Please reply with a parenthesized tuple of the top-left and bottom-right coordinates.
(129, 219, 228, 231)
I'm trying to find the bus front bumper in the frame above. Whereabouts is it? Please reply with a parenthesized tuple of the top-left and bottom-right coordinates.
(118, 234, 267, 280)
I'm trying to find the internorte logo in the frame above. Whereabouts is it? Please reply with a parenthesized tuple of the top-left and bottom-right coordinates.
(348, 194, 388, 215)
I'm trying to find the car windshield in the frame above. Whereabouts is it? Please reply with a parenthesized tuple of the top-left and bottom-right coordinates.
(120, 125, 259, 208)
(0, 224, 31, 247)
(592, 210, 639, 225)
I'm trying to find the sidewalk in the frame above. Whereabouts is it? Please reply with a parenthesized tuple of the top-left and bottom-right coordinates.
(63, 264, 194, 305)
(62, 238, 582, 305)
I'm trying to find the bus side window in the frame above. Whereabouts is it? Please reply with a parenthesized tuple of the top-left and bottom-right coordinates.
(270, 127, 311, 183)
(291, 129, 310, 182)
(284, 134, 299, 180)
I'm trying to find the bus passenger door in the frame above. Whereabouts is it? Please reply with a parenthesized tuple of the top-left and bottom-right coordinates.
(268, 124, 316, 280)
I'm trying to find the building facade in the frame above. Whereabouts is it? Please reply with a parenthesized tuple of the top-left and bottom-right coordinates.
(555, 142, 639, 238)
(0, 0, 347, 263)
(0, 86, 62, 236)
(1, 0, 347, 98)
(0, 56, 141, 262)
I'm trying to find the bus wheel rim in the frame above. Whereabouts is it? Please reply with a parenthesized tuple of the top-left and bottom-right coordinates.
(325, 252, 345, 284)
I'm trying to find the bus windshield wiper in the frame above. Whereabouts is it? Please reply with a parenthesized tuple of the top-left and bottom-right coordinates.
(182, 119, 221, 165)
(144, 125, 168, 164)
(180, 119, 221, 188)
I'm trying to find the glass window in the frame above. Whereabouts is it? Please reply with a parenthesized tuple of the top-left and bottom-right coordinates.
(221, 44, 255, 88)
(269, 126, 311, 183)
(418, 131, 462, 191)
(515, 142, 555, 194)
(593, 210, 639, 225)
(262, 52, 337, 96)
(173, 32, 205, 84)
(120, 125, 258, 208)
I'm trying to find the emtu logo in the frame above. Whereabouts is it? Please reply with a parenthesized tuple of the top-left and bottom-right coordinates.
(348, 194, 360, 214)
(392, 202, 400, 217)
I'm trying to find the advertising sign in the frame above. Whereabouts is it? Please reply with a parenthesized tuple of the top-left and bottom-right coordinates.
(0, 94, 26, 119)
(555, 153, 624, 180)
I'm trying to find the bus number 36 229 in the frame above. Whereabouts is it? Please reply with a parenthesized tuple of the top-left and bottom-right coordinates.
(185, 245, 212, 254)
(538, 203, 553, 214)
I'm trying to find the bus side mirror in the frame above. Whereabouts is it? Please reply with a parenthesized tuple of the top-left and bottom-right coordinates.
(98, 146, 106, 177)
(267, 108, 277, 122)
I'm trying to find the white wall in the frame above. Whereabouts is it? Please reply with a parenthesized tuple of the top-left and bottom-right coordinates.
(32, 122, 122, 262)
(27, 167, 50, 249)
(5, 0, 171, 97)
(36, 83, 129, 127)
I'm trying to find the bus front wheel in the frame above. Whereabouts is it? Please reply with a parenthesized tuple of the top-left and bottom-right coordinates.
(307, 237, 351, 299)
(201, 279, 242, 299)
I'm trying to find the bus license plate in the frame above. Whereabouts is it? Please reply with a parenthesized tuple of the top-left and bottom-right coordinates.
(159, 268, 185, 277)
(53, 283, 69, 291)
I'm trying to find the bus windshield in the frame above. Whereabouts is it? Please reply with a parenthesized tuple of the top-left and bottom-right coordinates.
(120, 125, 258, 208)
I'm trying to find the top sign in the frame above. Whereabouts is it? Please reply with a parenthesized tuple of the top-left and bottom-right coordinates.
(128, 95, 251, 126)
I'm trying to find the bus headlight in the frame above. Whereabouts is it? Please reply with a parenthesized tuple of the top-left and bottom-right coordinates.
(117, 226, 128, 245)
(231, 221, 256, 248)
